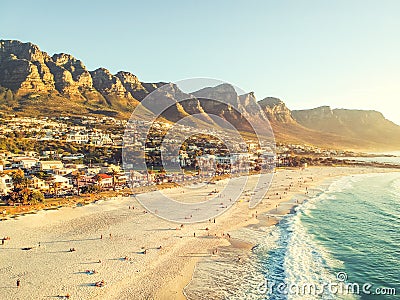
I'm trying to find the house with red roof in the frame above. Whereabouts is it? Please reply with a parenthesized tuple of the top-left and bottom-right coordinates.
(94, 173, 113, 188)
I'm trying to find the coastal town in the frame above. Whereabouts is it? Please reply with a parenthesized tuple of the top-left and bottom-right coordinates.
(0, 115, 392, 208)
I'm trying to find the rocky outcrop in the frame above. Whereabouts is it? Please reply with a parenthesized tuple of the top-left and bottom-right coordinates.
(52, 53, 92, 87)
(115, 71, 146, 100)
(90, 68, 131, 99)
(0, 40, 55, 94)
(89, 68, 141, 110)
(45, 61, 81, 96)
(193, 83, 238, 106)
(0, 58, 50, 93)
(1, 39, 399, 150)
(292, 106, 400, 145)
(50, 53, 93, 98)
(192, 84, 262, 132)
(259, 97, 296, 123)
(0, 40, 142, 108)
(0, 40, 49, 63)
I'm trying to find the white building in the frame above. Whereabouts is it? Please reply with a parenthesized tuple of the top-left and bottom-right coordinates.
(29, 175, 49, 191)
(88, 132, 113, 145)
(39, 161, 64, 171)
(0, 174, 13, 195)
(12, 157, 38, 169)
(52, 175, 73, 190)
(66, 132, 89, 144)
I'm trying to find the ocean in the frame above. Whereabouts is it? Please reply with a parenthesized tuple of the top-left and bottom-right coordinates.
(185, 172, 400, 300)
(336, 151, 400, 166)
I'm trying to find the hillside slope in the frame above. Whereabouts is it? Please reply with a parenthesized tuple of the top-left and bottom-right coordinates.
(1, 39, 399, 151)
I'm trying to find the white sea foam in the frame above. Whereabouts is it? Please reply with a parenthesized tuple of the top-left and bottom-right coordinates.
(390, 177, 400, 198)
(185, 173, 397, 300)
(283, 211, 344, 299)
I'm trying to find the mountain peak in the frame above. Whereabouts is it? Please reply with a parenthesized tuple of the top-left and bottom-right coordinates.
(52, 53, 80, 65)
(259, 97, 294, 124)
(0, 39, 50, 63)
(259, 97, 284, 108)
(193, 83, 236, 95)
(0, 39, 399, 150)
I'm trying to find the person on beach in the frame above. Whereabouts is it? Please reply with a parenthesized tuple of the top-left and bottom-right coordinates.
(193, 232, 196, 237)
(16, 279, 20, 288)
(100, 234, 103, 239)
(1, 238, 4, 245)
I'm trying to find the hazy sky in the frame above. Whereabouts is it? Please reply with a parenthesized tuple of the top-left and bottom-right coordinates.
(2, 0, 400, 124)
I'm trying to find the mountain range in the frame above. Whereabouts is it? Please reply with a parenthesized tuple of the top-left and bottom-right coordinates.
(0, 39, 399, 151)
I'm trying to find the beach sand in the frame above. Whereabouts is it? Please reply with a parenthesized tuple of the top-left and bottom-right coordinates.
(0, 166, 396, 299)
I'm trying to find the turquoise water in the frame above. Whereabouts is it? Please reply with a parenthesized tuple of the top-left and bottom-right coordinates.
(185, 172, 400, 299)
(257, 172, 400, 300)
(303, 173, 400, 299)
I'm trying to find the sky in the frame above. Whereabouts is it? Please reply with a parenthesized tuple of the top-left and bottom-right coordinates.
(1, 0, 400, 124)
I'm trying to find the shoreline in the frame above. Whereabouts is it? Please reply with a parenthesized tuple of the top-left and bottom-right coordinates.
(155, 166, 400, 299)
(2, 163, 398, 221)
(0, 166, 399, 299)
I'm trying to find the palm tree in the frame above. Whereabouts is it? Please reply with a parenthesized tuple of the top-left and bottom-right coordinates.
(111, 169, 118, 191)
(95, 175, 103, 192)
(11, 169, 25, 189)
(72, 171, 83, 195)
(22, 177, 31, 189)
(20, 188, 31, 205)
(53, 182, 62, 197)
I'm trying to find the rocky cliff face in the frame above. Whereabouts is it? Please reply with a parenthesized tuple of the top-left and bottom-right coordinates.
(258, 97, 296, 123)
(90, 68, 132, 99)
(191, 84, 258, 132)
(0, 40, 55, 94)
(0, 40, 145, 110)
(115, 71, 148, 100)
(292, 106, 400, 146)
(50, 53, 94, 97)
(1, 39, 399, 150)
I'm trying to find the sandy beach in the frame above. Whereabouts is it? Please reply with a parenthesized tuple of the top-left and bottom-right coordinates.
(0, 166, 397, 300)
